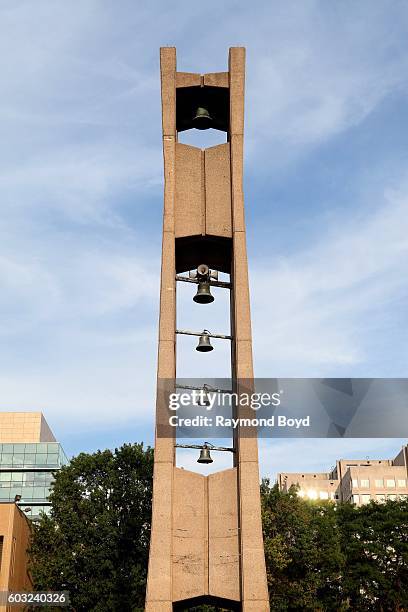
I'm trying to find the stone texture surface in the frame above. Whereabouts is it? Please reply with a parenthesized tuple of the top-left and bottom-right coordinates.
(175, 143, 203, 238)
(229, 47, 269, 609)
(242, 602, 271, 612)
(176, 72, 201, 88)
(204, 72, 229, 88)
(205, 143, 232, 238)
(208, 468, 240, 601)
(172, 469, 207, 602)
(229, 48, 245, 136)
(174, 142, 233, 240)
(145, 462, 174, 603)
(230, 135, 246, 233)
(161, 47, 176, 136)
(145, 603, 172, 612)
(145, 47, 176, 611)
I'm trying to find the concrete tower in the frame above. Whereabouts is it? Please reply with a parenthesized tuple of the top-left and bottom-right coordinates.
(145, 47, 269, 612)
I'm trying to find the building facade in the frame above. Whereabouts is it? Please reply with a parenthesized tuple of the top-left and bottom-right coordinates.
(0, 503, 32, 610)
(0, 413, 68, 520)
(278, 445, 408, 506)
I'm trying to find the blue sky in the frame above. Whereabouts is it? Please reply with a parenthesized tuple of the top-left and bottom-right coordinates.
(1, 1, 408, 479)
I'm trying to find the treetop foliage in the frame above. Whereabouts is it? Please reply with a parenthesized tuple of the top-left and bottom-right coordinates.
(29, 449, 408, 611)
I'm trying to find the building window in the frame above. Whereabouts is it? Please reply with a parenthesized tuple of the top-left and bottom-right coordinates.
(397, 479, 406, 488)
(376, 494, 386, 502)
(352, 495, 359, 504)
(0, 536, 3, 572)
(374, 479, 384, 488)
(399, 494, 407, 500)
(361, 494, 371, 504)
(319, 491, 329, 500)
(352, 479, 358, 488)
(386, 479, 396, 488)
(387, 494, 397, 501)
(0, 443, 67, 521)
(360, 479, 370, 488)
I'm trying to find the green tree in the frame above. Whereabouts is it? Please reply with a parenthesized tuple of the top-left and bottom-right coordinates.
(261, 480, 344, 611)
(30, 449, 408, 612)
(338, 499, 408, 611)
(29, 443, 153, 612)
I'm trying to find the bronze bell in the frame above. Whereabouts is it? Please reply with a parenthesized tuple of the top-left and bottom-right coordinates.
(193, 281, 214, 304)
(193, 106, 212, 130)
(197, 444, 213, 464)
(196, 331, 213, 352)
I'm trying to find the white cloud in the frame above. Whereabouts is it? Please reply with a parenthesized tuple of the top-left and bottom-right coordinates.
(0, 0, 407, 463)
(0, 254, 61, 334)
(0, 144, 162, 221)
(242, 3, 408, 167)
(252, 179, 408, 375)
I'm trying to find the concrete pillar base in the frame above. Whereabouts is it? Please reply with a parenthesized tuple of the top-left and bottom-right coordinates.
(145, 602, 172, 612)
(243, 600, 270, 611)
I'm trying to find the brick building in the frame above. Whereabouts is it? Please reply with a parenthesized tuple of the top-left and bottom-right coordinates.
(278, 445, 408, 505)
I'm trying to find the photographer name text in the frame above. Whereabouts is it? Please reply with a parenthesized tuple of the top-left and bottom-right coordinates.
(168, 415, 310, 429)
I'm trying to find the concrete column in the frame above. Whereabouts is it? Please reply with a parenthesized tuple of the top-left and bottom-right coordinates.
(145, 47, 176, 612)
(229, 47, 270, 611)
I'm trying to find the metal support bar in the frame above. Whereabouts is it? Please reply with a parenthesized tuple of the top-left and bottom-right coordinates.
(175, 275, 231, 289)
(175, 443, 235, 453)
(176, 329, 232, 340)
(175, 383, 232, 394)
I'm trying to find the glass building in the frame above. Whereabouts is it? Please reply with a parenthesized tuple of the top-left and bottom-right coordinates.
(0, 414, 68, 520)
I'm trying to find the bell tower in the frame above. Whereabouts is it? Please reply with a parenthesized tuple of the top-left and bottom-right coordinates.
(145, 47, 270, 612)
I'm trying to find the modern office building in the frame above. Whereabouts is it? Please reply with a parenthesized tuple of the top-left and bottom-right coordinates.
(278, 445, 408, 506)
(0, 413, 68, 520)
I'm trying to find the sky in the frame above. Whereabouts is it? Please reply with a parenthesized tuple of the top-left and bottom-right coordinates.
(1, 1, 408, 479)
